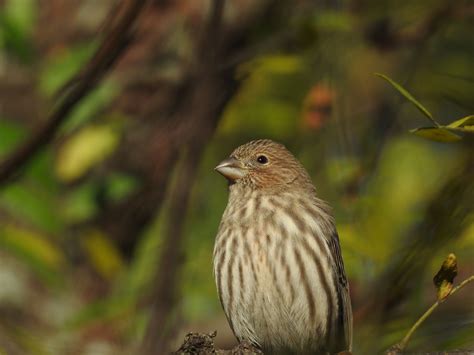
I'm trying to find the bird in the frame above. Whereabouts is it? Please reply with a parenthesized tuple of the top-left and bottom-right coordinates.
(213, 139, 352, 355)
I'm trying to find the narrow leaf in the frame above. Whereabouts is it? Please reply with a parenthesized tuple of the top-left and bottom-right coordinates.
(447, 115, 474, 128)
(410, 127, 462, 142)
(375, 73, 438, 125)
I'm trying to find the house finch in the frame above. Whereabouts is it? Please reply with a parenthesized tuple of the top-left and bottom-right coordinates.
(213, 139, 352, 354)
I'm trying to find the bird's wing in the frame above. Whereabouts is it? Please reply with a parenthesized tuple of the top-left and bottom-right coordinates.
(326, 231, 353, 351)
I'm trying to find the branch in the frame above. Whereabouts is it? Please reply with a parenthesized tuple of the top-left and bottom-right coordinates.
(197, 0, 225, 63)
(0, 0, 149, 186)
(140, 2, 229, 353)
(387, 275, 474, 354)
(173, 332, 262, 355)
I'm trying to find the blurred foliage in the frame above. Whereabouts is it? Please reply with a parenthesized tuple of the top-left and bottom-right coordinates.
(0, 1, 473, 354)
(376, 73, 473, 142)
(390, 255, 473, 353)
(0, 223, 65, 284)
(0, 0, 36, 62)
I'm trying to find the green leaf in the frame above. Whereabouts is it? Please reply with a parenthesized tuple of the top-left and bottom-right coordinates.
(60, 182, 99, 223)
(375, 73, 438, 125)
(107, 173, 139, 202)
(81, 229, 124, 280)
(60, 81, 119, 133)
(410, 127, 462, 142)
(3, 0, 36, 35)
(0, 119, 27, 157)
(0, 0, 36, 62)
(39, 43, 96, 95)
(0, 181, 63, 233)
(447, 115, 474, 130)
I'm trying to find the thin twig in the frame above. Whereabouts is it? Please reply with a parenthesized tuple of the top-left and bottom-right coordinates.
(394, 275, 474, 352)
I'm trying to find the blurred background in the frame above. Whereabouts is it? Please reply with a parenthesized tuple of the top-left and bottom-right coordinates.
(0, 0, 473, 354)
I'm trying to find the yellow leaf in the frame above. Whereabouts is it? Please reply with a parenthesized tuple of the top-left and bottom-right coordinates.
(82, 229, 124, 279)
(447, 115, 474, 128)
(410, 127, 462, 142)
(240, 55, 302, 76)
(55, 124, 119, 182)
(0, 223, 65, 270)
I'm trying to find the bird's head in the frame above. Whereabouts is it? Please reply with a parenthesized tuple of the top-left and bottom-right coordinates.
(215, 139, 314, 192)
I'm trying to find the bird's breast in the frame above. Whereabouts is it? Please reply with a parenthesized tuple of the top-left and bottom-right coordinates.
(214, 192, 337, 352)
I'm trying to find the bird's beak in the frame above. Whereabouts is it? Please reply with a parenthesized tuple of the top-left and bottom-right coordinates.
(215, 157, 246, 181)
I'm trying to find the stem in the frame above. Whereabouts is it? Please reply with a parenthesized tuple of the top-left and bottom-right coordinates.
(397, 275, 474, 351)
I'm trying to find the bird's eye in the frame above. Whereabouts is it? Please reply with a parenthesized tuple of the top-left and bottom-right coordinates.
(257, 155, 268, 164)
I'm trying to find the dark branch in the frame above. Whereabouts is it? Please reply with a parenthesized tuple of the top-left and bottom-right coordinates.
(173, 332, 262, 355)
